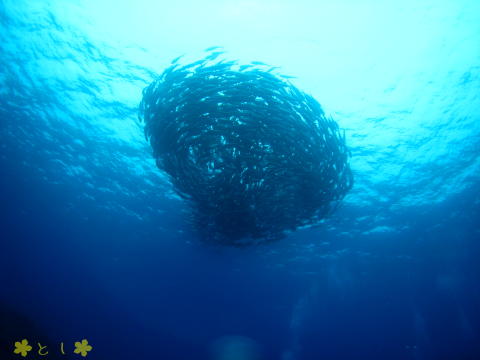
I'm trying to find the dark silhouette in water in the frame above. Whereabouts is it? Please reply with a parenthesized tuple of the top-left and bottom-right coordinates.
(139, 49, 353, 245)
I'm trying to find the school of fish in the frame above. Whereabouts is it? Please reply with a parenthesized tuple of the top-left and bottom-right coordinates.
(139, 49, 353, 245)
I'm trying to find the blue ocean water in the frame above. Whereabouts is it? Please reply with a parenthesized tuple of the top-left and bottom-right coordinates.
(1, 0, 479, 359)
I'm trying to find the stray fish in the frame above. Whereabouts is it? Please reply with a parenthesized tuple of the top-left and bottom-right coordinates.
(170, 54, 184, 64)
(204, 46, 223, 52)
(205, 51, 224, 61)
(251, 61, 268, 66)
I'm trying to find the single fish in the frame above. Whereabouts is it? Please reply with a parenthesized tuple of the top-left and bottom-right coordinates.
(170, 54, 184, 64)
(204, 46, 224, 52)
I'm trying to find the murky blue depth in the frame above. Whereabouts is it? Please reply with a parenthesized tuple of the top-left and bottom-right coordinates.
(1, 1, 479, 359)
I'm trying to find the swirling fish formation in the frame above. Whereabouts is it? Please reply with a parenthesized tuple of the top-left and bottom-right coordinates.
(139, 49, 353, 245)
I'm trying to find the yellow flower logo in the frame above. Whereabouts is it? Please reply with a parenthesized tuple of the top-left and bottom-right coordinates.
(74, 339, 93, 357)
(13, 339, 32, 357)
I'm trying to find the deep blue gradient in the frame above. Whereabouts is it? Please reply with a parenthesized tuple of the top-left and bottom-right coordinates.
(1, 1, 479, 359)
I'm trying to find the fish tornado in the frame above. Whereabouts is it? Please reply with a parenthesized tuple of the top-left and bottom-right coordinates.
(139, 49, 353, 245)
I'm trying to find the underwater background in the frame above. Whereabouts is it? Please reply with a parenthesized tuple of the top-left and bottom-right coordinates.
(1, 0, 479, 359)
